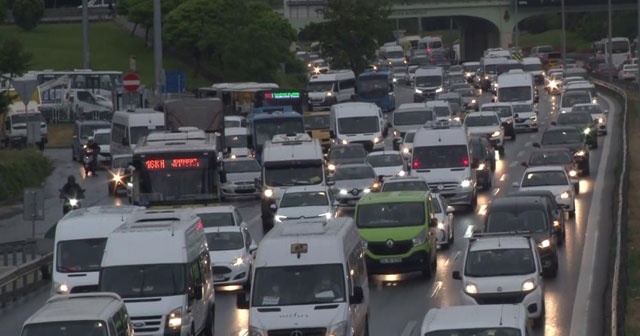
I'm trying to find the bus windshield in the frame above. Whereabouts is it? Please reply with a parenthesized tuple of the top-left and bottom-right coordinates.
(358, 76, 390, 99)
(264, 163, 324, 187)
(338, 116, 379, 134)
(254, 118, 305, 150)
(498, 86, 532, 102)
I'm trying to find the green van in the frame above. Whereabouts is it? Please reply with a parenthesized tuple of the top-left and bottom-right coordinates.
(355, 191, 438, 278)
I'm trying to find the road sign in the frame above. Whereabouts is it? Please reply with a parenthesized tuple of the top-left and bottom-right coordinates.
(165, 71, 186, 93)
(123, 72, 141, 93)
(11, 77, 39, 106)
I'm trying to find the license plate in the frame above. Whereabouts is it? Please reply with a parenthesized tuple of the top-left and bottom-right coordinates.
(213, 275, 225, 281)
(380, 258, 402, 264)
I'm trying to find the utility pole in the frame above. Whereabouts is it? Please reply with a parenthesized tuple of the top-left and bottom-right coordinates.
(153, 0, 163, 99)
(561, 0, 566, 67)
(607, 0, 613, 82)
(82, 0, 90, 69)
(514, 0, 519, 47)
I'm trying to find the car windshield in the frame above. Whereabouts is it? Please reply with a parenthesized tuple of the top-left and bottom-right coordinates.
(529, 151, 573, 165)
(381, 181, 428, 192)
(308, 81, 334, 92)
(366, 154, 404, 167)
(524, 63, 543, 72)
(93, 132, 110, 145)
(498, 86, 532, 102)
(465, 248, 536, 277)
(415, 76, 441, 87)
(329, 146, 367, 160)
(224, 160, 261, 173)
(465, 115, 500, 127)
(572, 105, 602, 114)
(206, 231, 244, 251)
(426, 328, 521, 336)
(280, 191, 329, 207)
(357, 202, 425, 227)
(56, 238, 107, 273)
(393, 110, 433, 126)
(412, 145, 468, 169)
(334, 166, 376, 180)
(304, 114, 330, 130)
(557, 112, 593, 125)
(561, 92, 591, 107)
(264, 165, 324, 186)
(252, 264, 345, 306)
(486, 209, 549, 233)
(512, 104, 533, 113)
(455, 89, 475, 97)
(481, 106, 512, 118)
(100, 264, 186, 298)
(433, 106, 451, 117)
(21, 321, 109, 336)
(225, 119, 243, 128)
(196, 212, 235, 227)
(225, 134, 248, 148)
(338, 116, 379, 134)
(521, 170, 569, 187)
(80, 124, 109, 139)
(541, 129, 582, 145)
(112, 156, 131, 168)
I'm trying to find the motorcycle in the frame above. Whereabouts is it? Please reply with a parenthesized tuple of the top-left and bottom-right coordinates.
(59, 189, 85, 215)
(83, 146, 96, 177)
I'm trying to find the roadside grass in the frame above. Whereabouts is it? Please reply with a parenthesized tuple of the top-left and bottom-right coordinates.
(518, 30, 591, 53)
(0, 22, 210, 89)
(47, 123, 73, 148)
(625, 94, 640, 335)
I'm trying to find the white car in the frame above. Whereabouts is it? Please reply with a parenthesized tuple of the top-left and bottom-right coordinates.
(463, 111, 504, 155)
(380, 175, 429, 193)
(204, 226, 256, 287)
(274, 185, 335, 223)
(193, 205, 248, 229)
(512, 103, 538, 132)
(399, 131, 415, 161)
(224, 115, 247, 128)
(571, 103, 608, 135)
(221, 157, 261, 199)
(512, 165, 576, 217)
(618, 64, 638, 80)
(453, 234, 545, 326)
(365, 150, 407, 178)
(95, 94, 114, 110)
(432, 193, 455, 249)
(92, 128, 111, 167)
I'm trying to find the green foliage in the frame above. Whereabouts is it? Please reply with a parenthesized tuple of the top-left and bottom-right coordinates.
(0, 0, 7, 23)
(0, 149, 52, 203)
(164, 0, 297, 82)
(298, 22, 325, 43)
(0, 36, 32, 115)
(317, 0, 393, 75)
(12, 0, 44, 31)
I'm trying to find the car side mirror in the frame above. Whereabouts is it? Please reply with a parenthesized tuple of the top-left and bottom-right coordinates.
(452, 270, 462, 280)
(520, 161, 528, 167)
(511, 182, 519, 188)
(446, 205, 455, 213)
(236, 292, 249, 310)
(350, 286, 364, 304)
(121, 137, 129, 146)
(269, 203, 277, 211)
(190, 284, 203, 300)
(329, 130, 336, 138)
(429, 217, 438, 228)
(532, 142, 540, 148)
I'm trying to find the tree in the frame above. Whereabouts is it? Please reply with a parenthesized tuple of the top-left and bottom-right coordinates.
(318, 0, 392, 75)
(0, 37, 33, 115)
(12, 0, 44, 31)
(120, 0, 180, 44)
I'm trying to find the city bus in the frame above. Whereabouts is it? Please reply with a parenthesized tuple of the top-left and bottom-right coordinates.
(30, 69, 123, 100)
(356, 70, 395, 112)
(592, 37, 632, 67)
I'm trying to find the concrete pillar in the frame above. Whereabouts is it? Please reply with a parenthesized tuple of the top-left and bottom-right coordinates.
(500, 31, 513, 49)
(418, 17, 423, 35)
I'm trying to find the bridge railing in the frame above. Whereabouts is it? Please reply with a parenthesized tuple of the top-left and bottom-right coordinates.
(0, 240, 53, 309)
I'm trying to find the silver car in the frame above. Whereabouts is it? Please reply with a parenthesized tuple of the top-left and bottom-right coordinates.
(330, 163, 377, 206)
(432, 193, 455, 249)
(221, 157, 261, 199)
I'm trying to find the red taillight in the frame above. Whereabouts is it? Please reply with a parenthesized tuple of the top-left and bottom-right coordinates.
(462, 157, 469, 167)
(196, 220, 203, 230)
(412, 160, 420, 169)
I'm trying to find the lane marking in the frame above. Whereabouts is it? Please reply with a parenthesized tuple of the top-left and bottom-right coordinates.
(509, 161, 518, 168)
(477, 204, 488, 216)
(524, 141, 532, 147)
(500, 174, 507, 182)
(400, 320, 417, 336)
(464, 225, 475, 238)
(430, 281, 443, 298)
(492, 188, 500, 196)
(516, 150, 525, 158)
(453, 250, 461, 262)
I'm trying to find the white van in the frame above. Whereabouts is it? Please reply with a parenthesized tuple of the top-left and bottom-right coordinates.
(1, 101, 48, 150)
(390, 103, 434, 150)
(379, 44, 406, 67)
(496, 69, 537, 105)
(308, 70, 356, 109)
(416, 36, 445, 57)
(110, 108, 165, 156)
(21, 293, 134, 336)
(479, 57, 508, 90)
(52, 205, 144, 296)
(99, 209, 215, 336)
(420, 304, 532, 335)
(237, 218, 370, 336)
(225, 126, 251, 158)
(522, 57, 545, 85)
(413, 66, 445, 102)
(330, 102, 385, 152)
(410, 120, 478, 210)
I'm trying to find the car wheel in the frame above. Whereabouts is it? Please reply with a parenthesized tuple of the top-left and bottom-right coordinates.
(591, 141, 598, 149)
(603, 130, 608, 135)
(201, 307, 215, 336)
(363, 315, 370, 336)
(533, 127, 539, 133)
(469, 193, 478, 212)
(262, 217, 274, 234)
(533, 300, 546, 329)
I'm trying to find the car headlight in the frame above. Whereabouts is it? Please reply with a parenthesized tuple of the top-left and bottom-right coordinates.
(326, 92, 333, 97)
(598, 118, 605, 124)
(341, 139, 348, 145)
(339, 189, 348, 195)
(274, 215, 287, 222)
(397, 170, 406, 177)
(319, 212, 332, 219)
(55, 282, 69, 294)
(412, 229, 427, 246)
(484, 75, 489, 80)
(393, 78, 397, 83)
(583, 128, 591, 135)
(393, 130, 399, 137)
(560, 191, 570, 199)
(363, 188, 371, 193)
(538, 239, 551, 249)
(491, 131, 501, 138)
(415, 88, 423, 94)
(328, 163, 336, 171)
(166, 307, 183, 329)
(263, 189, 274, 198)
(477, 163, 486, 170)
(373, 136, 380, 144)
(553, 220, 561, 227)
(402, 147, 410, 154)
(437, 222, 445, 230)
(471, 99, 476, 104)
(231, 257, 245, 266)
(464, 282, 479, 294)
(569, 170, 577, 177)
(522, 278, 537, 292)
(112, 173, 122, 182)
(327, 321, 349, 336)
(460, 179, 472, 188)
(126, 182, 133, 188)
(435, 87, 443, 93)
(69, 198, 78, 207)
(249, 327, 268, 336)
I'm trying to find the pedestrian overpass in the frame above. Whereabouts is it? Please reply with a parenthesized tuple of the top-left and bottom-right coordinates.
(283, 0, 637, 61)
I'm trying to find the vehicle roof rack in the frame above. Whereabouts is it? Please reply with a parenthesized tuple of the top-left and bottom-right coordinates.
(469, 231, 532, 242)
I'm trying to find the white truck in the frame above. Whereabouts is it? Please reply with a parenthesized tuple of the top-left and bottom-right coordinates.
(0, 101, 48, 150)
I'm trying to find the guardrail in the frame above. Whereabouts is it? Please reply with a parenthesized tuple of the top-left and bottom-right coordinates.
(0, 240, 38, 267)
(0, 252, 52, 309)
(590, 77, 629, 336)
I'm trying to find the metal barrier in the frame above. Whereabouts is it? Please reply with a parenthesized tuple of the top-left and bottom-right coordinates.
(0, 252, 52, 309)
(0, 240, 38, 267)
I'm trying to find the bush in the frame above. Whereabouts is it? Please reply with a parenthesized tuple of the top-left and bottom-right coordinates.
(12, 0, 45, 31)
(0, 149, 53, 203)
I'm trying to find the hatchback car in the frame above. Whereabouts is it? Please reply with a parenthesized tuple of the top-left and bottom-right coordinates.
(464, 112, 504, 156)
(221, 157, 261, 199)
(204, 226, 256, 288)
(273, 185, 335, 223)
(554, 112, 597, 148)
(193, 205, 248, 229)
(326, 143, 368, 173)
(512, 165, 576, 218)
(571, 103, 608, 135)
(535, 126, 590, 176)
(479, 103, 516, 140)
(330, 163, 377, 206)
(522, 148, 580, 193)
(512, 103, 538, 132)
(365, 150, 407, 178)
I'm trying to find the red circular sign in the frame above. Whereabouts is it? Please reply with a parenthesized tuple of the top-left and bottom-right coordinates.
(123, 72, 141, 93)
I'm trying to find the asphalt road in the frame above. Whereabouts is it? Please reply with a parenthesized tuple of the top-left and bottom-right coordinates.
(0, 84, 617, 336)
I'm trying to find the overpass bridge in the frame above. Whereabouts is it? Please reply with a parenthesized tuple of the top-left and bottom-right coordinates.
(283, 0, 637, 60)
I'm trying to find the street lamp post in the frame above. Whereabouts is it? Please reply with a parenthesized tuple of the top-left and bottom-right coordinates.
(607, 0, 613, 82)
(82, 0, 90, 69)
(514, 0, 519, 47)
(153, 0, 164, 99)
(561, 0, 566, 67)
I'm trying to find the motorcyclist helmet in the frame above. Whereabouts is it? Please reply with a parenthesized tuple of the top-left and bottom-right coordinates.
(67, 175, 75, 183)
(87, 136, 95, 144)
